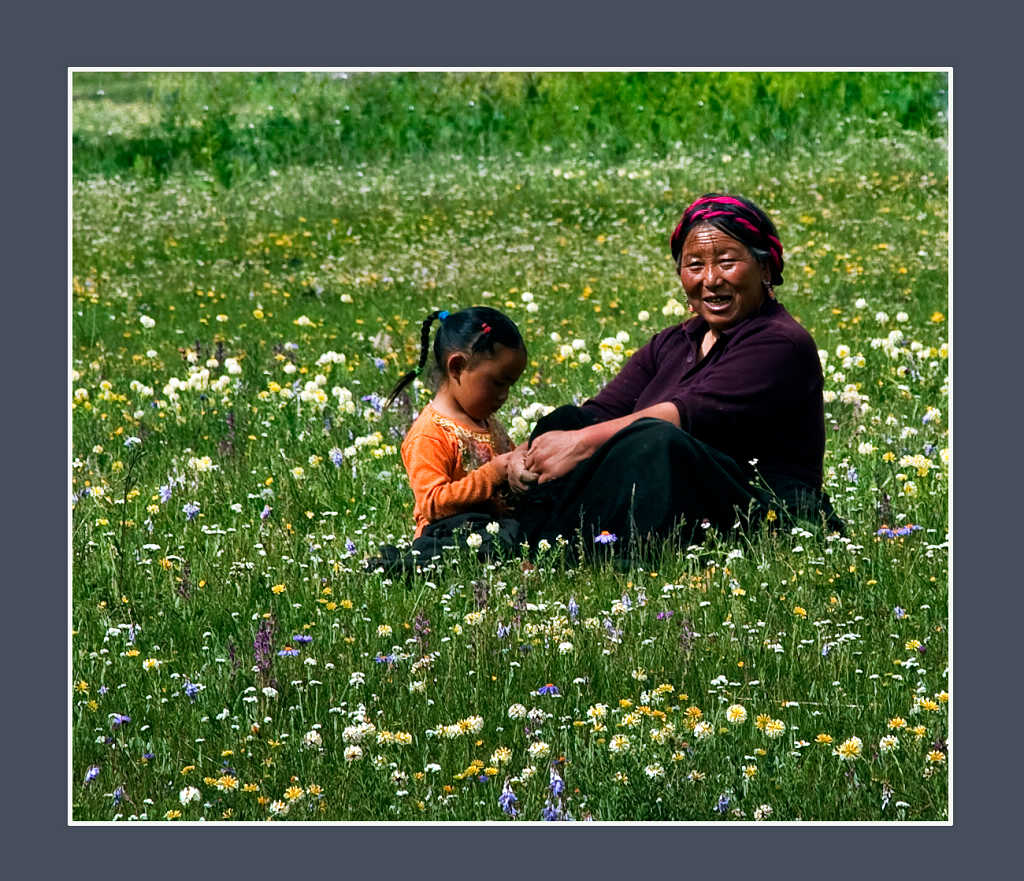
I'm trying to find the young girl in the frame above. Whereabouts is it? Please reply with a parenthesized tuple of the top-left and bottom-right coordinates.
(385, 306, 529, 548)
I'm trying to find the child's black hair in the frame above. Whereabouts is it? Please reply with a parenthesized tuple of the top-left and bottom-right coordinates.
(384, 306, 525, 411)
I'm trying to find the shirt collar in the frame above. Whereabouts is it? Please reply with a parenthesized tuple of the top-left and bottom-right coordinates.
(681, 298, 781, 341)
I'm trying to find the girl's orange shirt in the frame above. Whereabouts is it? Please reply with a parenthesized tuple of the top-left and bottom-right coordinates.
(400, 403, 514, 537)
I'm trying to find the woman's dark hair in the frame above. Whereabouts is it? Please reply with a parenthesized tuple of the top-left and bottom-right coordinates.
(384, 306, 525, 411)
(670, 193, 785, 286)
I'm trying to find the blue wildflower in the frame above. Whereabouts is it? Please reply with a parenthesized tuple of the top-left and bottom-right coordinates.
(123, 436, 142, 447)
(496, 622, 511, 639)
(83, 765, 100, 785)
(714, 792, 731, 814)
(567, 597, 579, 620)
(537, 683, 560, 696)
(111, 786, 125, 806)
(260, 504, 272, 520)
(142, 752, 155, 761)
(159, 484, 173, 503)
(292, 634, 313, 644)
(373, 357, 388, 373)
(541, 802, 561, 821)
(329, 447, 344, 467)
(894, 606, 906, 619)
(594, 530, 617, 544)
(98, 685, 108, 695)
(361, 393, 384, 414)
(110, 713, 131, 729)
(345, 538, 356, 555)
(182, 501, 200, 521)
(277, 647, 299, 657)
(549, 765, 565, 797)
(183, 681, 201, 701)
(498, 780, 518, 817)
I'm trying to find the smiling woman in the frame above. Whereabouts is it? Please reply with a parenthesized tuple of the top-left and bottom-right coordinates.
(511, 193, 843, 555)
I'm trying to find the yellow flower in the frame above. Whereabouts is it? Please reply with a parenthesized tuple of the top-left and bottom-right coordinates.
(142, 657, 161, 671)
(793, 605, 807, 618)
(926, 750, 946, 764)
(888, 717, 907, 730)
(835, 736, 863, 760)
(271, 583, 286, 595)
(284, 785, 305, 801)
(930, 311, 944, 323)
(755, 713, 772, 731)
(164, 809, 182, 820)
(763, 718, 786, 738)
(74, 680, 89, 693)
(742, 764, 757, 779)
(815, 733, 833, 744)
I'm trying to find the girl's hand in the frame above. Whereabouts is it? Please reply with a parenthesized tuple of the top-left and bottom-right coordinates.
(523, 430, 591, 484)
(507, 446, 538, 493)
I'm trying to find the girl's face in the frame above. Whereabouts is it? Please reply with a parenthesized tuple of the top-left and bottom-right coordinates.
(449, 343, 527, 423)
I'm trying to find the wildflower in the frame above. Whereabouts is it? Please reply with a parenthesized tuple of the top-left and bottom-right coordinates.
(926, 750, 946, 764)
(594, 530, 617, 544)
(377, 624, 393, 638)
(344, 745, 363, 762)
(83, 765, 100, 785)
(142, 657, 161, 671)
(713, 793, 731, 814)
(693, 721, 713, 740)
(293, 634, 313, 644)
(753, 804, 774, 821)
(528, 741, 550, 759)
(836, 736, 863, 760)
(764, 718, 786, 739)
(815, 733, 833, 744)
(912, 725, 928, 739)
(268, 800, 289, 816)
(164, 809, 182, 820)
(179, 786, 201, 805)
(277, 646, 299, 657)
(498, 779, 519, 817)
(742, 764, 757, 779)
(608, 734, 631, 754)
(879, 735, 899, 753)
(261, 686, 278, 698)
(567, 596, 579, 620)
(260, 504, 272, 520)
(303, 729, 323, 749)
(491, 746, 512, 766)
(537, 683, 560, 696)
(507, 703, 527, 720)
(793, 606, 807, 618)
(888, 717, 907, 730)
(182, 501, 200, 521)
(139, 315, 155, 329)
(894, 606, 907, 619)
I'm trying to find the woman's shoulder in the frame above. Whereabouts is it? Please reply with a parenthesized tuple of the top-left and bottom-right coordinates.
(744, 301, 819, 351)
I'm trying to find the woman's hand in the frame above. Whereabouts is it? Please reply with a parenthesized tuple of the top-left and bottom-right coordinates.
(524, 430, 592, 484)
(506, 446, 538, 493)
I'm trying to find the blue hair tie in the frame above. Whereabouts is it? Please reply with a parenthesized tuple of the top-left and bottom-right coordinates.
(438, 310, 450, 322)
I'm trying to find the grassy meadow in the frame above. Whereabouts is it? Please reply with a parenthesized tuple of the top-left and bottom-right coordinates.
(71, 71, 949, 822)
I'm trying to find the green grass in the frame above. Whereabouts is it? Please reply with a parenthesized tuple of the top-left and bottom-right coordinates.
(71, 73, 948, 822)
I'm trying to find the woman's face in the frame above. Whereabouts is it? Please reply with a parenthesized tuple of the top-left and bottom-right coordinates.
(678, 224, 770, 334)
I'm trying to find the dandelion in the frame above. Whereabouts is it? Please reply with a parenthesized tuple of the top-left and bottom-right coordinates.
(528, 741, 551, 759)
(742, 764, 757, 779)
(608, 734, 631, 754)
(164, 809, 182, 820)
(764, 718, 786, 739)
(926, 750, 946, 764)
(879, 735, 899, 753)
(693, 721, 713, 740)
(836, 736, 863, 760)
(815, 733, 833, 745)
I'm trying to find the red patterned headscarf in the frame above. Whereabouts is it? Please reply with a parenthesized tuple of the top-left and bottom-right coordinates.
(670, 193, 785, 286)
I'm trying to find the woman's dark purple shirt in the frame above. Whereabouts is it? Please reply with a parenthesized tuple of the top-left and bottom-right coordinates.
(580, 299, 825, 490)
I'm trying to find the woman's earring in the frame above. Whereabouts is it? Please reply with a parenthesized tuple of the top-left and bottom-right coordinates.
(763, 281, 775, 299)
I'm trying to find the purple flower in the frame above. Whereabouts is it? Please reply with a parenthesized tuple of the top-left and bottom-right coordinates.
(111, 786, 125, 806)
(159, 484, 173, 503)
(893, 606, 906, 619)
(83, 765, 100, 785)
(183, 681, 201, 701)
(620, 593, 632, 611)
(182, 501, 200, 521)
(277, 647, 299, 657)
(292, 634, 313, 644)
(361, 393, 384, 414)
(496, 622, 511, 639)
(594, 530, 617, 544)
(373, 357, 388, 373)
(498, 781, 518, 817)
(657, 610, 674, 620)
(541, 803, 561, 821)
(260, 504, 272, 521)
(374, 653, 397, 665)
(537, 683, 560, 696)
(98, 685, 108, 695)
(549, 765, 565, 797)
(714, 793, 731, 814)
(110, 713, 131, 729)
(345, 538, 357, 555)
(567, 597, 579, 621)
(142, 752, 155, 761)
(846, 466, 859, 484)
(329, 447, 344, 467)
